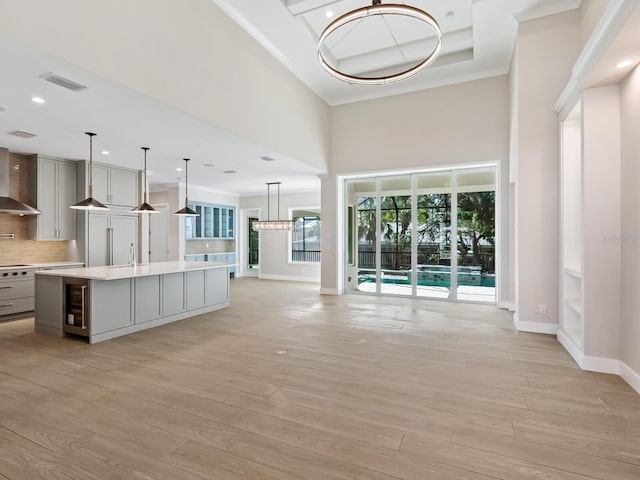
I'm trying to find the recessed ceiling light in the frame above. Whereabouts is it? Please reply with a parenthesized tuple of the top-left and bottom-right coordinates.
(326, 10, 333, 18)
(0, 106, 5, 112)
(32, 97, 45, 104)
(101, 150, 110, 155)
(224, 170, 237, 174)
(260, 156, 276, 162)
(203, 163, 215, 167)
(445, 11, 454, 19)
(176, 167, 183, 172)
(617, 60, 633, 69)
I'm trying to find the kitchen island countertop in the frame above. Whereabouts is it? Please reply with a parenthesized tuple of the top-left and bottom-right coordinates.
(34, 260, 230, 281)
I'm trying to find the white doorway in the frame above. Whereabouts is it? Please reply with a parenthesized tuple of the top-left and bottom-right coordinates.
(149, 204, 169, 262)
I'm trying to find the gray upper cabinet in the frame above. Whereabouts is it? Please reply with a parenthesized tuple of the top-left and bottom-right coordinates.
(185, 202, 235, 239)
(28, 155, 77, 241)
(92, 163, 139, 207)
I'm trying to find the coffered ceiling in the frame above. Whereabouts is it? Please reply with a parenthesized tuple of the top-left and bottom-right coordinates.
(213, 0, 583, 105)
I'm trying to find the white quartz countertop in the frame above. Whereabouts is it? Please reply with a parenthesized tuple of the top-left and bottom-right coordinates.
(0, 261, 84, 272)
(34, 261, 230, 280)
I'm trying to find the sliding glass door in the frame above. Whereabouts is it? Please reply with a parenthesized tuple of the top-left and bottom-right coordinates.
(456, 167, 496, 303)
(415, 172, 452, 299)
(379, 176, 413, 296)
(345, 166, 496, 304)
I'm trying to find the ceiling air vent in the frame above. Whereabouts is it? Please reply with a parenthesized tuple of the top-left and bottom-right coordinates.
(8, 130, 37, 139)
(39, 72, 88, 92)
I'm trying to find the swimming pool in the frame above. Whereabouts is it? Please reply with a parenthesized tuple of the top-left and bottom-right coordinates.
(358, 267, 495, 288)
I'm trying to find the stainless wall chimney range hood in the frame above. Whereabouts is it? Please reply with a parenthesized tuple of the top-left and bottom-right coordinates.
(0, 147, 41, 215)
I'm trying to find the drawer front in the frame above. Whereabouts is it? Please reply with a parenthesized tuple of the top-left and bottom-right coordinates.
(0, 296, 35, 315)
(0, 280, 34, 301)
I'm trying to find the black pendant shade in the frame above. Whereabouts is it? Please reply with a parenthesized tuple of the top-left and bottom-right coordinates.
(71, 132, 109, 211)
(174, 158, 199, 216)
(131, 147, 158, 214)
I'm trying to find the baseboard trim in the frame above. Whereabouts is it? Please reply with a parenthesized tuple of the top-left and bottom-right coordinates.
(498, 301, 515, 311)
(320, 288, 339, 295)
(557, 330, 640, 395)
(620, 362, 640, 396)
(258, 274, 320, 283)
(582, 356, 621, 375)
(513, 314, 558, 335)
(557, 328, 584, 367)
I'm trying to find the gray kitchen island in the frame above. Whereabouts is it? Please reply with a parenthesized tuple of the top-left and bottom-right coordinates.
(34, 261, 230, 343)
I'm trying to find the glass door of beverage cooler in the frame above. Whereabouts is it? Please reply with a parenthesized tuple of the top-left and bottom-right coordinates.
(63, 279, 90, 337)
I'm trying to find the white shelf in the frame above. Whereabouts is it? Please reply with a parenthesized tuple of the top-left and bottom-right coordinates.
(564, 267, 582, 279)
(565, 297, 582, 314)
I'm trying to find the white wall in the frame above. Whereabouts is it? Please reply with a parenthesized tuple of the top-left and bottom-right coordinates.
(324, 75, 510, 295)
(620, 64, 640, 377)
(0, 0, 330, 174)
(513, 11, 581, 331)
(240, 191, 321, 282)
(582, 86, 621, 361)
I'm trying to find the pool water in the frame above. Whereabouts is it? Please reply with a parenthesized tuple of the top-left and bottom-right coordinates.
(359, 274, 495, 288)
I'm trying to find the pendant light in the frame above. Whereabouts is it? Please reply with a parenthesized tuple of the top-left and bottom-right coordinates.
(174, 158, 199, 216)
(71, 132, 109, 210)
(252, 182, 295, 231)
(131, 147, 158, 214)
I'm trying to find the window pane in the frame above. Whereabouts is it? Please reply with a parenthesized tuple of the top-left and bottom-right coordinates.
(416, 173, 452, 299)
(379, 175, 412, 296)
(456, 167, 496, 303)
(291, 208, 321, 262)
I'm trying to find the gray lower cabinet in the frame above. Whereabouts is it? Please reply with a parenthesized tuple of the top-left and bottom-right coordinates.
(205, 268, 228, 305)
(34, 276, 63, 334)
(135, 276, 161, 324)
(91, 279, 132, 334)
(186, 270, 205, 310)
(163, 272, 185, 316)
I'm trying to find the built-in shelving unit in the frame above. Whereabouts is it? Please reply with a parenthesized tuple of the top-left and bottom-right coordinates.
(558, 87, 622, 372)
(559, 101, 584, 351)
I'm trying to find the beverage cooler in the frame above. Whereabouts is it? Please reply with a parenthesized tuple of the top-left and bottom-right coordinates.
(63, 278, 90, 337)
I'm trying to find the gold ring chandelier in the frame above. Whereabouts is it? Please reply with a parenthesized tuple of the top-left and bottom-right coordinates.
(317, 1, 442, 85)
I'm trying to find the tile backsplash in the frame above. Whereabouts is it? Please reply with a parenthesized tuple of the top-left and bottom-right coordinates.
(0, 153, 70, 265)
(185, 239, 235, 254)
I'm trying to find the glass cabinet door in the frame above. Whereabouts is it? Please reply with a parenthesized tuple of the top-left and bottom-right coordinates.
(213, 208, 220, 237)
(228, 209, 234, 238)
(204, 206, 213, 237)
(194, 205, 203, 237)
(222, 209, 228, 237)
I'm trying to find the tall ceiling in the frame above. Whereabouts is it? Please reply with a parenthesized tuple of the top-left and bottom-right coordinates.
(0, 32, 322, 196)
(213, 0, 583, 105)
(0, 0, 603, 197)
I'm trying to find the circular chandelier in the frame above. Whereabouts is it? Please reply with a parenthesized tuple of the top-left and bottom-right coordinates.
(317, 1, 442, 85)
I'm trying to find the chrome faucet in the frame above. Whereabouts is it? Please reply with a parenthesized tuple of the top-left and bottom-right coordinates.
(129, 242, 137, 267)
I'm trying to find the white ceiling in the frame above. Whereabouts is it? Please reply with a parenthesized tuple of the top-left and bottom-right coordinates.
(213, 0, 583, 105)
(0, 32, 321, 197)
(5, 0, 635, 200)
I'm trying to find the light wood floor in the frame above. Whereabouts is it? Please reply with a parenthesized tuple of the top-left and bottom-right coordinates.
(1, 278, 639, 480)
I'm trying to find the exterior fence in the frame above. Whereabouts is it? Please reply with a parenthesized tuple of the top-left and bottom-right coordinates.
(292, 250, 321, 263)
(357, 246, 495, 273)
